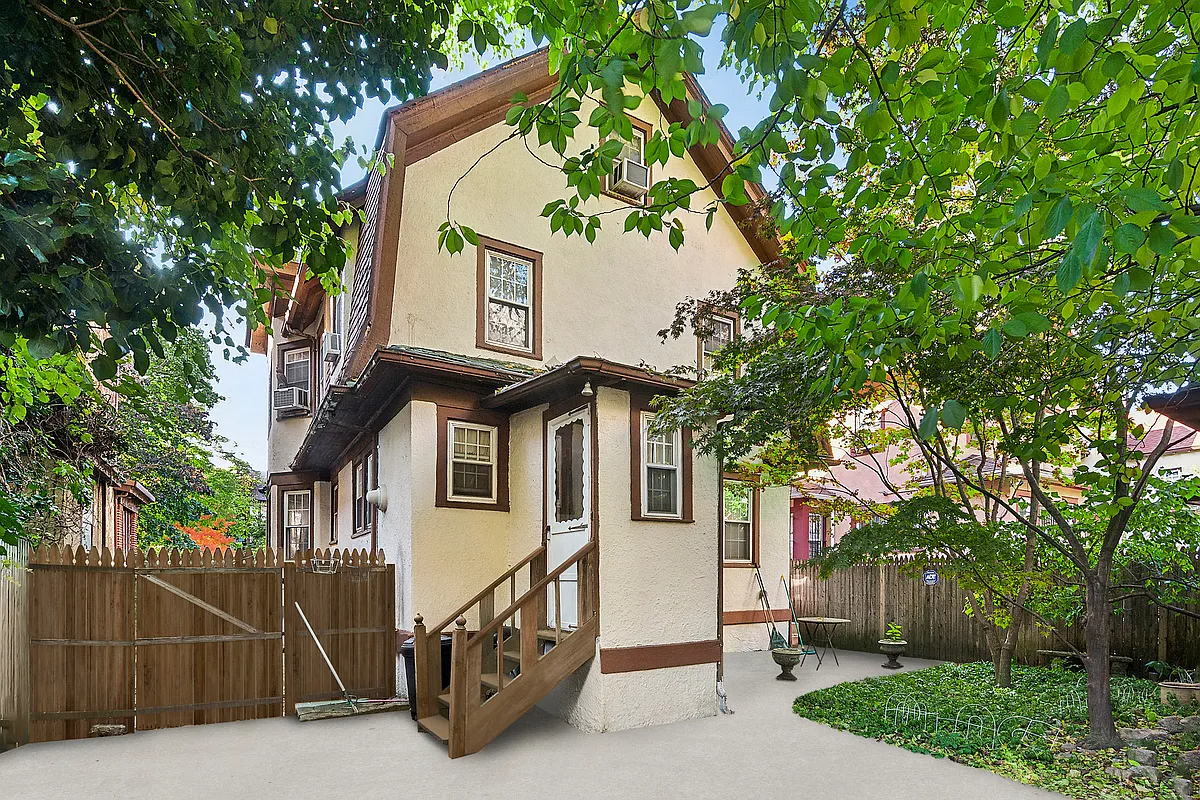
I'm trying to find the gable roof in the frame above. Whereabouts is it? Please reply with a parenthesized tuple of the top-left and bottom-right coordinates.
(350, 48, 779, 263)
(326, 49, 782, 380)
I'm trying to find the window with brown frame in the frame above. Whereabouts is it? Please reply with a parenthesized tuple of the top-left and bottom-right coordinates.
(329, 477, 339, 546)
(274, 341, 313, 418)
(721, 475, 760, 566)
(629, 393, 693, 522)
(351, 452, 374, 537)
(603, 115, 653, 206)
(697, 309, 738, 377)
(435, 405, 510, 512)
(282, 489, 312, 560)
(476, 237, 542, 360)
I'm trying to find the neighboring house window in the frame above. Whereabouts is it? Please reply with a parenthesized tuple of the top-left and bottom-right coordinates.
(809, 513, 827, 559)
(283, 490, 311, 559)
(476, 238, 543, 359)
(448, 422, 498, 503)
(723, 480, 754, 562)
(352, 453, 374, 536)
(1162, 466, 1183, 481)
(699, 313, 735, 376)
(329, 478, 339, 546)
(641, 412, 682, 518)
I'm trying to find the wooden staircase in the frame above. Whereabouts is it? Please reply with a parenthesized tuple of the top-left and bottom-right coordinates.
(411, 540, 598, 758)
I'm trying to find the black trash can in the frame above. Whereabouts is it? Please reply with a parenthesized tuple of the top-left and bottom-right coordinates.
(399, 633, 453, 720)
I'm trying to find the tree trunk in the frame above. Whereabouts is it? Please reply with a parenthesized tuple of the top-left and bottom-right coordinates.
(1082, 572, 1122, 749)
(993, 646, 1014, 688)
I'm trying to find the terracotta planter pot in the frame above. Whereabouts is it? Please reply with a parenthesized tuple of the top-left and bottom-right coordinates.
(879, 639, 907, 670)
(1160, 682, 1200, 705)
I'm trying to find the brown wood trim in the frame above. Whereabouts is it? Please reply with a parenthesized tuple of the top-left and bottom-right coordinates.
(600, 639, 721, 674)
(720, 472, 760, 567)
(600, 113, 654, 207)
(329, 474, 339, 546)
(274, 482, 312, 551)
(695, 305, 740, 376)
(629, 392, 693, 522)
(269, 471, 324, 488)
(435, 406, 511, 512)
(348, 435, 379, 539)
(344, 124, 407, 380)
(475, 236, 543, 361)
(722, 609, 790, 625)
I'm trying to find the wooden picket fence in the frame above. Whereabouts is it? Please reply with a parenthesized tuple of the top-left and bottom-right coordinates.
(8, 545, 394, 746)
(791, 560, 1200, 669)
(0, 541, 30, 751)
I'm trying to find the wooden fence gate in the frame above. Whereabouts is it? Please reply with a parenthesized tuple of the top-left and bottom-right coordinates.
(285, 550, 395, 714)
(21, 545, 394, 744)
(134, 549, 283, 730)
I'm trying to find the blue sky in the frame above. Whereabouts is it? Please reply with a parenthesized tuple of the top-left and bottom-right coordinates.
(209, 33, 772, 475)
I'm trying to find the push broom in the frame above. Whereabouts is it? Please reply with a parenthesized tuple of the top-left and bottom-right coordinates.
(293, 601, 408, 721)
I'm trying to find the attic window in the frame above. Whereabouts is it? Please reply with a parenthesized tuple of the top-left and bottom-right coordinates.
(605, 116, 653, 204)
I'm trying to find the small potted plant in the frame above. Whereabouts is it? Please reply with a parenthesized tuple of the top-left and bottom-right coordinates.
(879, 622, 907, 669)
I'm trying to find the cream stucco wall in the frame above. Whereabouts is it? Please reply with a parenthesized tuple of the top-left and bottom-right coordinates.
(389, 94, 760, 373)
(264, 325, 316, 476)
(408, 400, 512, 630)
(375, 405, 414, 635)
(1156, 448, 1200, 478)
(537, 387, 719, 731)
(722, 485, 792, 653)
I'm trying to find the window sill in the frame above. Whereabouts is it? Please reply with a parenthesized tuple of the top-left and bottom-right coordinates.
(275, 410, 312, 421)
(477, 340, 541, 361)
(601, 187, 647, 207)
(350, 528, 371, 539)
(631, 513, 693, 523)
(723, 561, 759, 568)
(436, 498, 510, 513)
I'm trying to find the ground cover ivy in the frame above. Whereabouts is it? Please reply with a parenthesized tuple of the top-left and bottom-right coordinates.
(793, 662, 1196, 799)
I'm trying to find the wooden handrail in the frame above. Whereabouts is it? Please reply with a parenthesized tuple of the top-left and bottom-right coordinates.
(429, 545, 546, 635)
(469, 540, 596, 644)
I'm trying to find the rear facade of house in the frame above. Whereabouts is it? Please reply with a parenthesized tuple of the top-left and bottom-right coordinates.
(252, 50, 791, 752)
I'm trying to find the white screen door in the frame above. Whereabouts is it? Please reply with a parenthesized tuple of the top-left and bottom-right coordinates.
(546, 406, 591, 629)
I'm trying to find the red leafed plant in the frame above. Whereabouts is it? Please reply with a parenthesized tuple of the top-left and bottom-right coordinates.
(175, 515, 236, 549)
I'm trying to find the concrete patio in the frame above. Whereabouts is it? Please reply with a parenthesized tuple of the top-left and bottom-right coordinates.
(2, 649, 1058, 799)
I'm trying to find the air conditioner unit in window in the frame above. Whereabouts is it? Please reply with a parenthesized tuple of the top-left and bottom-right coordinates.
(273, 386, 310, 413)
(612, 157, 650, 198)
(322, 331, 342, 363)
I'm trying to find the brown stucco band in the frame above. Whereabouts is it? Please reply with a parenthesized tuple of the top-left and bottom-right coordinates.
(599, 639, 722, 674)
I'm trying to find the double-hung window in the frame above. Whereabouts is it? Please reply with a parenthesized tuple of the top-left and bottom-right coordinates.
(274, 346, 312, 416)
(723, 480, 754, 562)
(352, 454, 373, 536)
(641, 412, 682, 518)
(484, 249, 533, 353)
(699, 314, 735, 376)
(809, 513, 827, 559)
(449, 421, 498, 503)
(283, 348, 311, 391)
(283, 490, 311, 559)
